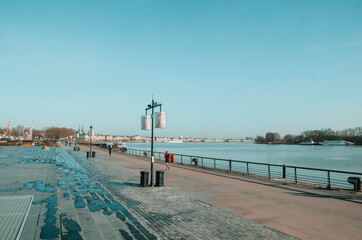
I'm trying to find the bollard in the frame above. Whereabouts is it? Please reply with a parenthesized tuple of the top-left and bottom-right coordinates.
(347, 177, 361, 191)
(155, 170, 165, 187)
(140, 171, 149, 187)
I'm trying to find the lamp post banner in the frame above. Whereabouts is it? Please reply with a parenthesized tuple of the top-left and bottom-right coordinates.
(141, 116, 152, 130)
(155, 112, 167, 128)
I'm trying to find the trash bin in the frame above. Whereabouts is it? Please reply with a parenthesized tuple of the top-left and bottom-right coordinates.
(86, 151, 90, 158)
(92, 151, 96, 158)
(74, 147, 77, 151)
(155, 170, 165, 187)
(140, 171, 149, 187)
(77, 147, 80, 151)
(348, 177, 361, 191)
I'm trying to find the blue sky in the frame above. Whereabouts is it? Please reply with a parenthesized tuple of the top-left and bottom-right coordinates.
(1, 0, 361, 138)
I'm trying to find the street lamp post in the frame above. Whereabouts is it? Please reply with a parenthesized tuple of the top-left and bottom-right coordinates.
(145, 99, 162, 186)
(90, 125, 93, 157)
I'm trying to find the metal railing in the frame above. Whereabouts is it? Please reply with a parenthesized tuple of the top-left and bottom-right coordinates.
(125, 148, 362, 190)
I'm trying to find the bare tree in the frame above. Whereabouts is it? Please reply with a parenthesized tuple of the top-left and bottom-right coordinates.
(45, 127, 75, 141)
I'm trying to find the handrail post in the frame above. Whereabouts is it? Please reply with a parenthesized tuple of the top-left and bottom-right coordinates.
(327, 171, 331, 189)
(294, 168, 297, 183)
(229, 160, 232, 173)
(190, 156, 192, 165)
(181, 155, 183, 165)
(246, 163, 249, 175)
(268, 164, 271, 179)
(283, 165, 286, 179)
(214, 158, 216, 170)
(201, 158, 203, 168)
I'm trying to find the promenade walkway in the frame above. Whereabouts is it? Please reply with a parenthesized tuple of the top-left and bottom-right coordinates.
(1, 145, 361, 239)
(79, 145, 362, 240)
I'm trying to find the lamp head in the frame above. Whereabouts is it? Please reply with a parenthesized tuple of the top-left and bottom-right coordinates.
(90, 125, 93, 130)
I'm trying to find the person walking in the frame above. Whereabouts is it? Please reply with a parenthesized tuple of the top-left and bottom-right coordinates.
(164, 151, 170, 170)
(108, 145, 112, 156)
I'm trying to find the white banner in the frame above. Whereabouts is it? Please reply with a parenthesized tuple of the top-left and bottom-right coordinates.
(141, 116, 152, 130)
(155, 112, 167, 128)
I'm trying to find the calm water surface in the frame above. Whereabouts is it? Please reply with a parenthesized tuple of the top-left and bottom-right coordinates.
(127, 142, 362, 173)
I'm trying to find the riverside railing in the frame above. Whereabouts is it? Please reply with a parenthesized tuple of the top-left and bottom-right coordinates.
(125, 148, 362, 190)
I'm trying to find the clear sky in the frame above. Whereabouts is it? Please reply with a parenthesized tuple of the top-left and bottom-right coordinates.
(1, 0, 362, 139)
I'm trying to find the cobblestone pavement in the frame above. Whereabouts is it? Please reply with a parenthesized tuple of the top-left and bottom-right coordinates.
(69, 148, 297, 240)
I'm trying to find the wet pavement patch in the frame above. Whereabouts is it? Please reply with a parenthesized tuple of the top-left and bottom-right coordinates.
(40, 194, 60, 239)
(84, 195, 108, 212)
(119, 229, 133, 240)
(70, 188, 80, 196)
(57, 180, 68, 190)
(2, 180, 56, 194)
(40, 226, 60, 239)
(102, 210, 112, 215)
(35, 182, 55, 193)
(74, 196, 86, 208)
(116, 212, 126, 221)
(20, 182, 34, 190)
(5, 188, 18, 192)
(60, 213, 83, 240)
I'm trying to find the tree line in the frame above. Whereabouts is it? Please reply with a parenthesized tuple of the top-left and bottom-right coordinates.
(255, 127, 362, 145)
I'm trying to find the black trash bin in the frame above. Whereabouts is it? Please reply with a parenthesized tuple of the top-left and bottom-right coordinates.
(92, 151, 96, 158)
(86, 151, 90, 158)
(74, 147, 77, 151)
(348, 177, 361, 191)
(140, 171, 149, 187)
(155, 170, 165, 187)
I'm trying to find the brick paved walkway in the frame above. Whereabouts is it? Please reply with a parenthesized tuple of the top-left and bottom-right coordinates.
(69, 147, 296, 240)
(0, 146, 296, 239)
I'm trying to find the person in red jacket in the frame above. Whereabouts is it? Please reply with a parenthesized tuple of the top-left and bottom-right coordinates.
(164, 151, 170, 170)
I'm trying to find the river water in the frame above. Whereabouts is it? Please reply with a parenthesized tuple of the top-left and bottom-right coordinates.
(127, 142, 362, 173)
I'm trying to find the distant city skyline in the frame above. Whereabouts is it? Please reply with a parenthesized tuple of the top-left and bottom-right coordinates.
(1, 1, 362, 139)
